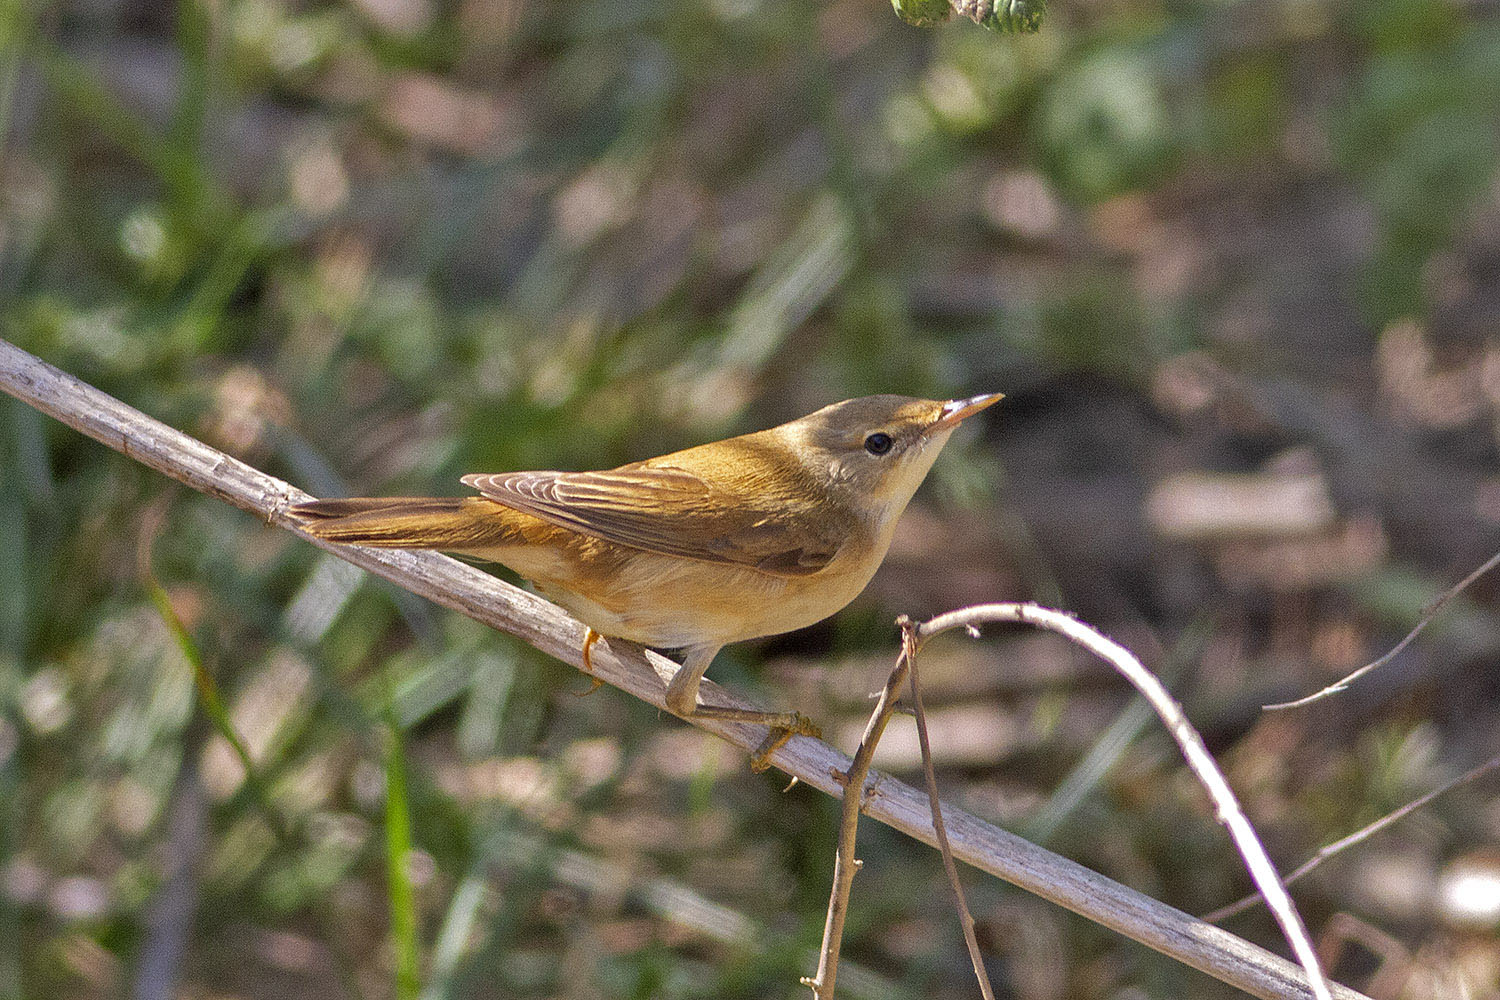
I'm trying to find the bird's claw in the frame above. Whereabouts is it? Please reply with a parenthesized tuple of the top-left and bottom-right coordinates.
(749, 713, 822, 773)
(575, 628, 605, 696)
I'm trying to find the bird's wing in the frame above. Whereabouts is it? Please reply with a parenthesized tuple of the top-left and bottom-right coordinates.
(461, 466, 844, 576)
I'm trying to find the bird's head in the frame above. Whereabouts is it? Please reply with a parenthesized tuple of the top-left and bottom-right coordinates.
(781, 392, 1003, 524)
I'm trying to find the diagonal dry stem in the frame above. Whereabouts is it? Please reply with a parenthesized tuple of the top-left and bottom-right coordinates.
(1204, 752, 1500, 923)
(1265, 550, 1500, 710)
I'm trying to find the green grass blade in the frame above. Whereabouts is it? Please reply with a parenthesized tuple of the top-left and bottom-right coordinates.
(146, 577, 256, 777)
(384, 713, 421, 1000)
(420, 871, 486, 1000)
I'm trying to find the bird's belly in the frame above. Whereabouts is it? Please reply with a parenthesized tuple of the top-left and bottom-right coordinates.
(468, 536, 880, 650)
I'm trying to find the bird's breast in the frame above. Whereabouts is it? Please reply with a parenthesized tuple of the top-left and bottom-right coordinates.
(462, 513, 890, 650)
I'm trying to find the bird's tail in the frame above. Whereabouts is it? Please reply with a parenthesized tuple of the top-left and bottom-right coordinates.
(290, 496, 518, 550)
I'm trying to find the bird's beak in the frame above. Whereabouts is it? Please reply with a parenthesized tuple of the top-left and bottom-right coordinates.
(927, 392, 1004, 433)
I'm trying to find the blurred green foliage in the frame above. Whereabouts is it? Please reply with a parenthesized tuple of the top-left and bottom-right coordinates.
(3, 0, 1500, 997)
(1336, 0, 1500, 324)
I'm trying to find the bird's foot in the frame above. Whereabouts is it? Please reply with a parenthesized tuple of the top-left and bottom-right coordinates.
(672, 701, 822, 773)
(749, 713, 822, 773)
(574, 629, 606, 697)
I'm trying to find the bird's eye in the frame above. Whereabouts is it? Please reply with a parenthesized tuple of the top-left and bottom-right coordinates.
(864, 432, 893, 456)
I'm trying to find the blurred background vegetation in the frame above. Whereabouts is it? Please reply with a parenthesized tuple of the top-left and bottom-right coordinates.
(3, 0, 1500, 996)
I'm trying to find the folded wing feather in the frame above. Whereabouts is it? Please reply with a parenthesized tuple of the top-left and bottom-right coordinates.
(460, 467, 844, 576)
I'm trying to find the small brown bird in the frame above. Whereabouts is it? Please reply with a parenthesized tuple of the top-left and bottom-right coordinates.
(292, 393, 1001, 760)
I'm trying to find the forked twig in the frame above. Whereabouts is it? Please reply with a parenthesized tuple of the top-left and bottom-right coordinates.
(1266, 550, 1500, 710)
(807, 617, 999, 1000)
(1204, 752, 1500, 923)
(916, 605, 1334, 1000)
(803, 620, 914, 998)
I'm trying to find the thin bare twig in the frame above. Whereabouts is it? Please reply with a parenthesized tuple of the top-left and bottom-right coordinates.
(1204, 752, 1500, 923)
(917, 605, 1334, 1000)
(1265, 550, 1500, 710)
(907, 620, 996, 1000)
(803, 620, 915, 998)
(0, 339, 1368, 1000)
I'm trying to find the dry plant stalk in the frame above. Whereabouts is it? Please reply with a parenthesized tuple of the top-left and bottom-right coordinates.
(916, 605, 1334, 1000)
(1205, 752, 1500, 923)
(0, 338, 1369, 1000)
(802, 621, 915, 998)
(809, 603, 1339, 1000)
(806, 618, 997, 1000)
(906, 620, 997, 999)
(1266, 549, 1500, 710)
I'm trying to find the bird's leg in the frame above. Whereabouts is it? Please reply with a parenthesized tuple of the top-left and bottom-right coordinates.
(663, 645, 716, 717)
(574, 628, 605, 697)
(665, 646, 822, 773)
